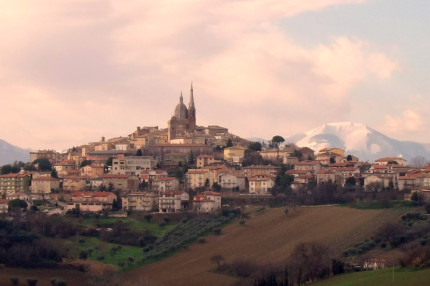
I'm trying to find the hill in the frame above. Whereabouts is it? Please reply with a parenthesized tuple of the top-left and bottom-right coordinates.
(313, 267, 430, 286)
(0, 138, 30, 165)
(284, 122, 430, 162)
(122, 206, 410, 286)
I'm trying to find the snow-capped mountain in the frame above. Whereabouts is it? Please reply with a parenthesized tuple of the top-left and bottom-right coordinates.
(0, 139, 30, 165)
(284, 122, 430, 162)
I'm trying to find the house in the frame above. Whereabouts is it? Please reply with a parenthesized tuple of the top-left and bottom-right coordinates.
(66, 191, 116, 212)
(317, 169, 337, 185)
(152, 177, 180, 193)
(196, 154, 215, 168)
(31, 176, 60, 194)
(218, 170, 247, 191)
(294, 161, 321, 174)
(249, 176, 275, 195)
(223, 147, 245, 164)
(101, 174, 139, 191)
(193, 191, 221, 213)
(53, 160, 76, 177)
(299, 147, 315, 160)
(163, 152, 188, 167)
(0, 199, 9, 213)
(259, 147, 294, 163)
(140, 169, 169, 183)
(186, 169, 213, 190)
(63, 176, 87, 191)
(158, 191, 189, 213)
(0, 173, 31, 195)
(122, 192, 159, 211)
(111, 156, 157, 175)
(375, 157, 407, 166)
(243, 165, 280, 178)
(81, 164, 105, 178)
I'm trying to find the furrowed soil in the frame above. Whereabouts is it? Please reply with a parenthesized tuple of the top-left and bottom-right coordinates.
(122, 205, 411, 286)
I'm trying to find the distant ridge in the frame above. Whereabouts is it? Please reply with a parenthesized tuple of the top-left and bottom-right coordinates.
(0, 139, 30, 165)
(284, 122, 430, 162)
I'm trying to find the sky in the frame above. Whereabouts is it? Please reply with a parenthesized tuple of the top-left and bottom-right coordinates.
(0, 0, 429, 151)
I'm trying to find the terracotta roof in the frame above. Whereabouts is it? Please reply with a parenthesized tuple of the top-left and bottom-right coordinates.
(193, 194, 214, 202)
(102, 174, 130, 179)
(0, 173, 29, 178)
(286, 170, 309, 175)
(163, 191, 186, 196)
(197, 154, 215, 158)
(318, 169, 335, 174)
(202, 191, 221, 196)
(0, 199, 9, 204)
(155, 176, 177, 181)
(72, 191, 115, 198)
(249, 176, 273, 181)
(375, 157, 406, 162)
(187, 170, 209, 175)
(295, 161, 319, 166)
(32, 177, 60, 181)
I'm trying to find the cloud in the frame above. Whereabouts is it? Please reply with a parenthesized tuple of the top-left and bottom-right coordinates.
(0, 0, 402, 150)
(382, 109, 425, 138)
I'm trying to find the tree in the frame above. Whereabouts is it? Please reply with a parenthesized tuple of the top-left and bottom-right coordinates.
(136, 149, 143, 156)
(105, 157, 113, 167)
(248, 142, 262, 152)
(80, 160, 92, 168)
(1, 164, 13, 174)
(346, 155, 353, 161)
(345, 177, 356, 187)
(329, 156, 336, 164)
(226, 138, 233, 147)
(210, 254, 225, 271)
(51, 169, 58, 179)
(33, 158, 52, 171)
(144, 214, 153, 223)
(8, 199, 28, 211)
(188, 151, 195, 165)
(411, 156, 427, 168)
(271, 135, 285, 148)
(377, 222, 406, 247)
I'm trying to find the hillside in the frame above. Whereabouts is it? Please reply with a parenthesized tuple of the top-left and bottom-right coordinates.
(284, 122, 430, 162)
(313, 267, 430, 286)
(122, 206, 410, 286)
(0, 138, 30, 165)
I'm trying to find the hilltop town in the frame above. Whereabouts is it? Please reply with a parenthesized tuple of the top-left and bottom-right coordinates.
(1, 85, 429, 215)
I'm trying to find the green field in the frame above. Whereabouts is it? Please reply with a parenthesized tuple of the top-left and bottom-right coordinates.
(313, 267, 430, 286)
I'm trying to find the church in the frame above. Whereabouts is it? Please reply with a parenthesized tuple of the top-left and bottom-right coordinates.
(167, 84, 197, 141)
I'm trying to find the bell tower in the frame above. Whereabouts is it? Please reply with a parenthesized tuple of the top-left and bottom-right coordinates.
(188, 83, 196, 131)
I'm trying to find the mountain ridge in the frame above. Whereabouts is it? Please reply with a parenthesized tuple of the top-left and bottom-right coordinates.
(284, 122, 430, 162)
(0, 139, 30, 165)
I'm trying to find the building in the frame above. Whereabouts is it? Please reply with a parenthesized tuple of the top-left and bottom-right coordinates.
(186, 169, 213, 190)
(81, 164, 105, 178)
(158, 191, 189, 213)
(294, 161, 321, 174)
(66, 191, 116, 212)
(375, 157, 408, 166)
(193, 191, 221, 213)
(0, 199, 9, 213)
(196, 154, 215, 168)
(218, 170, 247, 191)
(243, 165, 280, 178)
(223, 147, 245, 164)
(30, 150, 60, 164)
(63, 176, 87, 191)
(249, 176, 275, 195)
(111, 156, 156, 175)
(101, 174, 139, 191)
(167, 85, 196, 142)
(152, 177, 180, 193)
(122, 192, 159, 211)
(0, 173, 31, 195)
(31, 176, 60, 194)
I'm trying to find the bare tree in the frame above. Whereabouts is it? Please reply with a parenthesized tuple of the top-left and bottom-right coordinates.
(410, 156, 427, 168)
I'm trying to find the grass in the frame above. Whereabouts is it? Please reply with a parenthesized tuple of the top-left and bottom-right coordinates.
(313, 267, 430, 286)
(62, 236, 145, 272)
(122, 206, 412, 286)
(349, 200, 416, 210)
(71, 216, 175, 236)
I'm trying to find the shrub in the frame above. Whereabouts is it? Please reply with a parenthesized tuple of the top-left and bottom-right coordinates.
(10, 278, 19, 286)
(27, 278, 38, 286)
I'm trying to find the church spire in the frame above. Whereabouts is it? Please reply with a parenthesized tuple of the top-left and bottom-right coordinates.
(180, 91, 183, 103)
(189, 83, 195, 108)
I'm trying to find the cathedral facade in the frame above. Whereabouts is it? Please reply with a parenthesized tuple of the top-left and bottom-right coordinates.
(167, 84, 197, 142)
